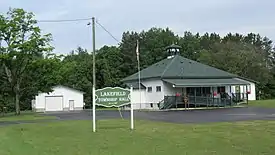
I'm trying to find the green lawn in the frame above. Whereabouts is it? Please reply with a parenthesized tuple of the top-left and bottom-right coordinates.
(1, 120, 275, 155)
(0, 112, 56, 122)
(249, 99, 275, 108)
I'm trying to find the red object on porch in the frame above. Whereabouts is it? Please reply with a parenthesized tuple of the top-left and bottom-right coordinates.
(247, 91, 251, 94)
(176, 93, 181, 97)
(213, 92, 217, 96)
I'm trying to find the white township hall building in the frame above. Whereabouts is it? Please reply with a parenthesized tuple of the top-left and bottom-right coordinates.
(121, 44, 256, 110)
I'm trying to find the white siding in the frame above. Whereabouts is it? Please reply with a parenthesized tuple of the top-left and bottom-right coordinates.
(163, 82, 176, 95)
(248, 83, 256, 100)
(34, 86, 84, 112)
(127, 78, 256, 110)
(142, 80, 165, 104)
(131, 89, 147, 109)
(61, 87, 84, 109)
(127, 80, 186, 110)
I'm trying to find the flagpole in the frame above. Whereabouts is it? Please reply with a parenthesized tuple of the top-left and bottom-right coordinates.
(137, 40, 141, 109)
(130, 86, 134, 130)
(136, 40, 141, 107)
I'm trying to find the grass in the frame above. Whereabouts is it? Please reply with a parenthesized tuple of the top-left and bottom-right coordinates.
(248, 99, 275, 108)
(1, 120, 275, 155)
(0, 111, 56, 122)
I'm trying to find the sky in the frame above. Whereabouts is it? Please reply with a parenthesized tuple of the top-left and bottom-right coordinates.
(1, 0, 275, 54)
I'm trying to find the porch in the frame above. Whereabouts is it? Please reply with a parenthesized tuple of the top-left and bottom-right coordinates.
(160, 78, 251, 109)
(159, 93, 248, 110)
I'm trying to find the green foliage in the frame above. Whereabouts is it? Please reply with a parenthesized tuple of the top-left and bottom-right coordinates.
(0, 8, 55, 114)
(198, 42, 271, 82)
(1, 8, 275, 113)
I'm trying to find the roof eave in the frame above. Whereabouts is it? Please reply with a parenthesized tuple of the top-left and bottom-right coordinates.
(121, 76, 162, 83)
(236, 76, 259, 84)
(161, 76, 238, 79)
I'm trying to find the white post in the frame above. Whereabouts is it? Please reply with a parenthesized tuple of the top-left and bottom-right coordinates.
(92, 86, 96, 132)
(92, 17, 96, 133)
(130, 86, 134, 130)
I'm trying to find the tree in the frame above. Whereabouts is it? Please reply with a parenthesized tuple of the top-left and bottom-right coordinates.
(139, 28, 178, 67)
(0, 8, 53, 115)
(96, 46, 124, 88)
(119, 27, 177, 78)
(198, 41, 272, 99)
(178, 32, 200, 60)
(59, 47, 93, 107)
(19, 56, 61, 110)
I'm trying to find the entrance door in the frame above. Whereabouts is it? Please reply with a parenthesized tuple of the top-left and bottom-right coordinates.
(69, 100, 74, 111)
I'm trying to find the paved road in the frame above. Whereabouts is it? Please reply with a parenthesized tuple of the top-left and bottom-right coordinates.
(44, 107, 275, 123)
(136, 107, 275, 124)
(2, 107, 275, 126)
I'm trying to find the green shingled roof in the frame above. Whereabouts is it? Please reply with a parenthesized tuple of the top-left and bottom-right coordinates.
(122, 55, 237, 82)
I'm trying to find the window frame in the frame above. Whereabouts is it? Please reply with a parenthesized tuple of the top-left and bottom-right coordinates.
(156, 86, 161, 92)
(147, 87, 152, 93)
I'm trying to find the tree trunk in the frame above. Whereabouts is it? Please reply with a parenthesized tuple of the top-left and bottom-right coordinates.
(15, 92, 20, 115)
(15, 83, 20, 115)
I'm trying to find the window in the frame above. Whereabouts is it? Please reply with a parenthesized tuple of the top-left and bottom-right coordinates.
(202, 87, 211, 96)
(218, 86, 225, 93)
(187, 87, 195, 96)
(156, 86, 161, 92)
(147, 87, 152, 92)
(195, 87, 202, 96)
(187, 87, 211, 96)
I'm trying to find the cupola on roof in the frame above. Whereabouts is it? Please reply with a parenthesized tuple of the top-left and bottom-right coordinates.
(165, 44, 181, 58)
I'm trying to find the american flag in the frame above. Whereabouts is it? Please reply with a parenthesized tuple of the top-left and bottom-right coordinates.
(136, 40, 139, 62)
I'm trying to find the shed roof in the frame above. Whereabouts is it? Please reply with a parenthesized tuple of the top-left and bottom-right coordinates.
(54, 85, 85, 94)
(122, 55, 237, 82)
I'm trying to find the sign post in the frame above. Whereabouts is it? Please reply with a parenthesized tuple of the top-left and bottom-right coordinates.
(130, 86, 134, 130)
(95, 87, 133, 130)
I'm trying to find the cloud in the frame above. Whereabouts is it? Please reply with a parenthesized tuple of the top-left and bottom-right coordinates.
(1, 0, 275, 54)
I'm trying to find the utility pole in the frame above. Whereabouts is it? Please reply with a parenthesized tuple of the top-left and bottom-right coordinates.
(92, 17, 96, 132)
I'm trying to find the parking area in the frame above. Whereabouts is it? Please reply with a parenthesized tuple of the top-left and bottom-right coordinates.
(42, 107, 275, 124)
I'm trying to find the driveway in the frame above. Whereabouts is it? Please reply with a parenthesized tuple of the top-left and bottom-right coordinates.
(135, 107, 275, 123)
(2, 107, 275, 126)
(43, 107, 275, 124)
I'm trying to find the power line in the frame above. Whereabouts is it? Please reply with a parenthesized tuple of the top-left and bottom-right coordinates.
(95, 20, 121, 43)
(36, 17, 122, 44)
(37, 18, 93, 23)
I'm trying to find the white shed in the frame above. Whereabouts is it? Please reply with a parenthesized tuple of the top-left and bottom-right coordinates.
(32, 85, 84, 112)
